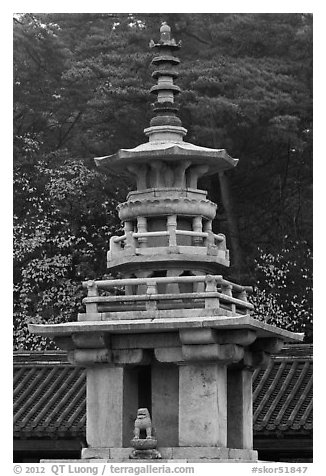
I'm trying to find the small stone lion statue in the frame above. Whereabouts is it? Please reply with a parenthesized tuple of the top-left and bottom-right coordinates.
(134, 408, 152, 439)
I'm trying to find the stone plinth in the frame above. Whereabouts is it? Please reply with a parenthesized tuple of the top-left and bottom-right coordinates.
(81, 446, 258, 462)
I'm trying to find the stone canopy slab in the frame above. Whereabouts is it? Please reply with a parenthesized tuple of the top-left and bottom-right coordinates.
(29, 314, 303, 342)
(94, 142, 238, 175)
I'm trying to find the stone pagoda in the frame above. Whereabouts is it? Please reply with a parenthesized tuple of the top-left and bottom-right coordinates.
(29, 23, 303, 463)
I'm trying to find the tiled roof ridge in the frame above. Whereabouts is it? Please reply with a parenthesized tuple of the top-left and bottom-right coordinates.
(14, 350, 68, 366)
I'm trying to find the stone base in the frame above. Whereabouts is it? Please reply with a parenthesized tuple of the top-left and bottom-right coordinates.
(81, 446, 258, 462)
(130, 449, 162, 459)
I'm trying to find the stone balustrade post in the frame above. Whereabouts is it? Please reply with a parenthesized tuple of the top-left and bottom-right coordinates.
(109, 236, 122, 258)
(192, 216, 203, 246)
(222, 283, 236, 313)
(167, 214, 177, 247)
(166, 269, 181, 294)
(124, 221, 136, 253)
(236, 290, 248, 302)
(146, 281, 158, 310)
(85, 281, 99, 313)
(203, 220, 214, 247)
(204, 275, 219, 308)
(137, 217, 148, 248)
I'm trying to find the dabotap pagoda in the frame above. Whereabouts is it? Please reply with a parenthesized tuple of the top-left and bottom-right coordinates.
(30, 23, 303, 463)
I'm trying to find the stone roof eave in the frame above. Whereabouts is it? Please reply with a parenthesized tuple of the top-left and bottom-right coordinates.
(94, 142, 239, 174)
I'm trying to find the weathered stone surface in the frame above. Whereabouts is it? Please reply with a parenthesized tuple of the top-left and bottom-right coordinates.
(179, 328, 257, 346)
(182, 343, 244, 363)
(112, 349, 151, 365)
(152, 363, 179, 446)
(112, 332, 180, 350)
(82, 307, 237, 322)
(72, 332, 109, 349)
(109, 448, 132, 459)
(131, 437, 157, 450)
(130, 448, 162, 459)
(251, 337, 284, 354)
(179, 328, 217, 344)
(81, 446, 258, 461)
(243, 349, 271, 369)
(154, 346, 183, 362)
(29, 314, 304, 343)
(86, 366, 138, 448)
(179, 363, 227, 447)
(86, 366, 122, 448)
(117, 195, 217, 221)
(82, 448, 112, 459)
(227, 368, 253, 449)
(215, 329, 257, 346)
(228, 448, 258, 460)
(50, 456, 257, 463)
(67, 349, 111, 366)
(173, 446, 229, 459)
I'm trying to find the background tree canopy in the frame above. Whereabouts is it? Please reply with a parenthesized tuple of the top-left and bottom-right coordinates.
(13, 13, 313, 348)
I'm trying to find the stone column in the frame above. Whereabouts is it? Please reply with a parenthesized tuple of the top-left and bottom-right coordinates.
(203, 220, 214, 246)
(178, 362, 227, 447)
(227, 367, 253, 449)
(167, 214, 177, 248)
(151, 363, 179, 447)
(137, 216, 148, 248)
(192, 216, 203, 246)
(86, 364, 138, 448)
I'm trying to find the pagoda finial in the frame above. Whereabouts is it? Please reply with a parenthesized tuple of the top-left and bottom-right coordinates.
(144, 23, 187, 142)
(160, 22, 171, 42)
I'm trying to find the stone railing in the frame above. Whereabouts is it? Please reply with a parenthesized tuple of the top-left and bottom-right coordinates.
(81, 275, 253, 317)
(108, 228, 228, 261)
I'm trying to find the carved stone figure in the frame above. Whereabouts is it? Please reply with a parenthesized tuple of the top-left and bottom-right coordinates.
(133, 408, 152, 439)
(130, 408, 161, 459)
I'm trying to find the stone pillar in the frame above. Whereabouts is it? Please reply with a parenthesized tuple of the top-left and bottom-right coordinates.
(227, 367, 253, 449)
(192, 216, 203, 246)
(167, 214, 177, 248)
(86, 365, 138, 448)
(203, 220, 214, 246)
(137, 216, 148, 248)
(178, 362, 227, 447)
(151, 363, 179, 446)
(124, 221, 136, 255)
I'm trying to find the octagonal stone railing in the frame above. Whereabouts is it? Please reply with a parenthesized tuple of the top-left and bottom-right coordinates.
(79, 275, 253, 321)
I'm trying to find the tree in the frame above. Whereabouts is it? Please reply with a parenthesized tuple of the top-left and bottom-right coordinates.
(251, 241, 312, 342)
(13, 149, 125, 349)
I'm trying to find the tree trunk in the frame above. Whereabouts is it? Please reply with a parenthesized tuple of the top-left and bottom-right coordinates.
(218, 171, 243, 281)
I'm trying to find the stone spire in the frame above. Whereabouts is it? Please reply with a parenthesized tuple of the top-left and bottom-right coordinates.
(144, 22, 187, 143)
